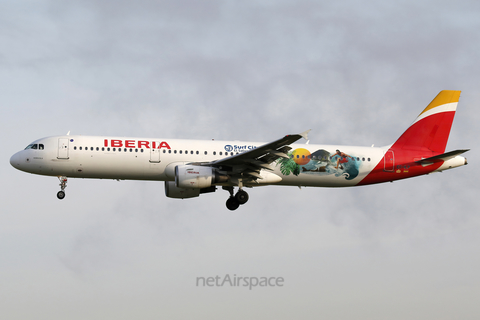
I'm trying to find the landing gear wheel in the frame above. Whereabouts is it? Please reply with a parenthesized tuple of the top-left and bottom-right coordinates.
(57, 176, 67, 200)
(226, 197, 240, 211)
(235, 190, 249, 205)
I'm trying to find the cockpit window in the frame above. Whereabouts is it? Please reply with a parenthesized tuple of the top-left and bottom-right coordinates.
(24, 144, 44, 150)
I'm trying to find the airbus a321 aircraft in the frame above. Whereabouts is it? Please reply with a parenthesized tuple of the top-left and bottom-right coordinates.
(10, 90, 468, 210)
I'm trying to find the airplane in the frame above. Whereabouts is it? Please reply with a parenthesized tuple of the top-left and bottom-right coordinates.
(10, 90, 469, 211)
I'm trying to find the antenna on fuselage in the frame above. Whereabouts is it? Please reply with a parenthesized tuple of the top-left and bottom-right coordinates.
(66, 131, 70, 136)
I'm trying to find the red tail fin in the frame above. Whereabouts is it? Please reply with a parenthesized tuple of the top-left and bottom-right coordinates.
(391, 90, 461, 153)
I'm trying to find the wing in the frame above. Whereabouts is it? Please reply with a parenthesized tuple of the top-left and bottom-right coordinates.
(194, 130, 311, 182)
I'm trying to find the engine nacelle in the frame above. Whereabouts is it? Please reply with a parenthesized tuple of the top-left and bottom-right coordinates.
(164, 181, 200, 199)
(175, 165, 228, 189)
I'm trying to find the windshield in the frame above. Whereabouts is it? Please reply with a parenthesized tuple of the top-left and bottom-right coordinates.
(24, 144, 44, 150)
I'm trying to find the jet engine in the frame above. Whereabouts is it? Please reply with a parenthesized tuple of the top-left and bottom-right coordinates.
(175, 165, 229, 189)
(164, 181, 201, 199)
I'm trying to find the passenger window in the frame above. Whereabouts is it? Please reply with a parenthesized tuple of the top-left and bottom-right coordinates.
(74, 146, 77, 150)
(204, 151, 208, 155)
(135, 149, 138, 152)
(219, 152, 222, 156)
(96, 147, 99, 151)
(179, 150, 182, 154)
(213, 151, 216, 155)
(368, 158, 371, 161)
(80, 147, 82, 150)
(196, 151, 199, 155)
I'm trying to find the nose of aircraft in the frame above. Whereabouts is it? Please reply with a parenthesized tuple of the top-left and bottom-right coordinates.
(10, 152, 21, 169)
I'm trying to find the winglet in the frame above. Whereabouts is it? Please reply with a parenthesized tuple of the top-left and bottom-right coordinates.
(300, 129, 311, 141)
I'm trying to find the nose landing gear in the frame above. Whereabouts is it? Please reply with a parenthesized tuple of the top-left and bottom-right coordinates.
(223, 186, 249, 211)
(57, 176, 67, 199)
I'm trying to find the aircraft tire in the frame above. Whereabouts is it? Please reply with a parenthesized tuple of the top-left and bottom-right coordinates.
(235, 190, 249, 205)
(226, 197, 240, 211)
(57, 191, 65, 200)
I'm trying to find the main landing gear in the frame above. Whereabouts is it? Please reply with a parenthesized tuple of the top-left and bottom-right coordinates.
(57, 176, 67, 200)
(223, 186, 249, 211)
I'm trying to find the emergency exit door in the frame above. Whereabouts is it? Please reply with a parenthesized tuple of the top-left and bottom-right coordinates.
(150, 143, 161, 163)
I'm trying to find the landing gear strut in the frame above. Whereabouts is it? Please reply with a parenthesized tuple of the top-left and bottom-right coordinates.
(57, 176, 67, 200)
(223, 186, 249, 211)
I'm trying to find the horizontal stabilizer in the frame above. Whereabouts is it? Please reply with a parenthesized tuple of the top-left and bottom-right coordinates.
(415, 149, 469, 164)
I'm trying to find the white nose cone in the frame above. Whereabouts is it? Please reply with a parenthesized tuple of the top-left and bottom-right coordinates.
(10, 152, 26, 171)
(10, 152, 20, 169)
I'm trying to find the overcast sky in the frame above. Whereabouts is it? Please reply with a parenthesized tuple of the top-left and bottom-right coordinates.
(1, 0, 479, 319)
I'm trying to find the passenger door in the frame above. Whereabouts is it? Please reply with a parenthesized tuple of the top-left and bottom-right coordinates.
(384, 150, 394, 172)
(57, 138, 69, 159)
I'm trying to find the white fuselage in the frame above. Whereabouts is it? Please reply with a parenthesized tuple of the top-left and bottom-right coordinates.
(10, 135, 385, 188)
